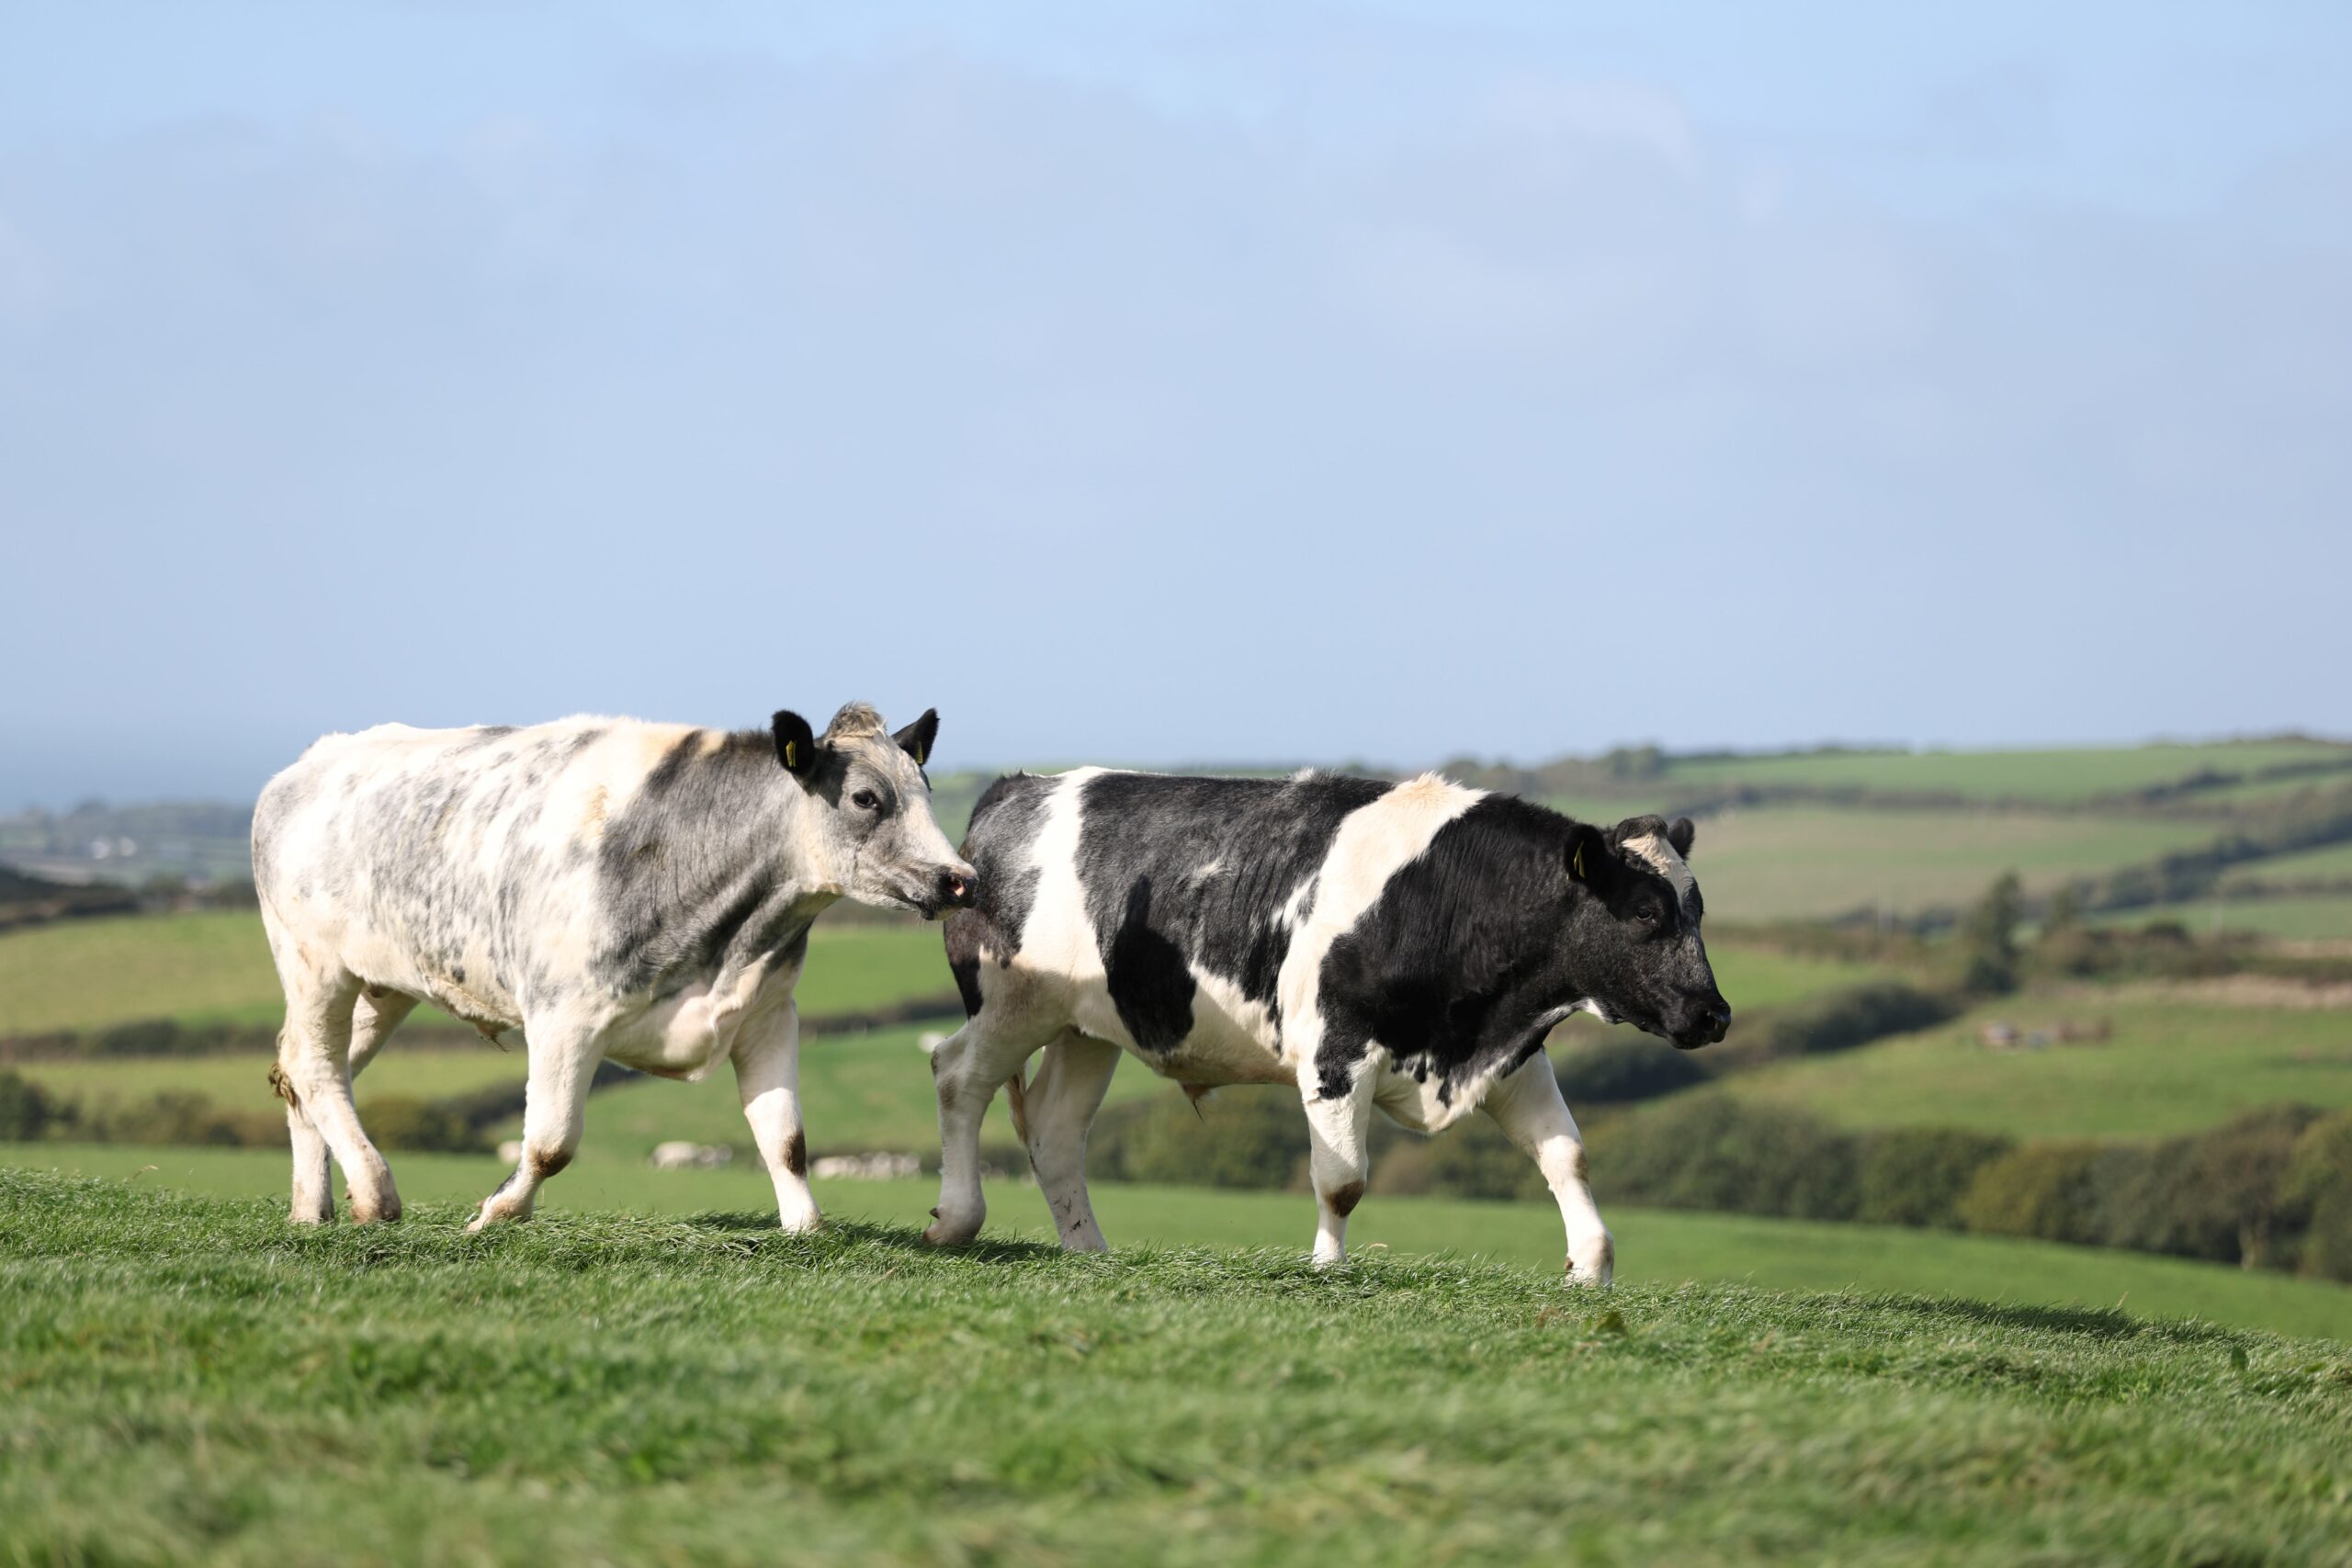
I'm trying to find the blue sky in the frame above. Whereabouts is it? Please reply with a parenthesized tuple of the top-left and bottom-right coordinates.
(2, 3, 2346, 805)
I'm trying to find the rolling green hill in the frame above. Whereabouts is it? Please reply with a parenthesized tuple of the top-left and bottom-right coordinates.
(1658, 739, 2349, 803)
(0, 914, 956, 1039)
(1, 1166, 2346, 1565)
(1717, 997, 2352, 1140)
(1688, 806, 2214, 920)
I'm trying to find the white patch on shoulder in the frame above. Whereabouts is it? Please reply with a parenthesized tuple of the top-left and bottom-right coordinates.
(1012, 770, 1124, 1044)
(1618, 832, 1694, 900)
(1278, 773, 1485, 1068)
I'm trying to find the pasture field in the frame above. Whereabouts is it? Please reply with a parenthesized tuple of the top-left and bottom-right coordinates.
(11, 1045, 529, 1112)
(7, 942, 1890, 1159)
(2223, 838, 2352, 887)
(1690, 807, 2213, 920)
(0, 913, 957, 1038)
(1658, 739, 2350, 804)
(1719, 998, 2352, 1140)
(2090, 896, 2352, 942)
(2, 1169, 2348, 1566)
(6, 1149, 2350, 1341)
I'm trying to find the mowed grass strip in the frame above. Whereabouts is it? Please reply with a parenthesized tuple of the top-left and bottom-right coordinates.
(0, 913, 957, 1038)
(8, 1146, 2350, 1342)
(1661, 740, 2350, 805)
(1719, 999, 2352, 1140)
(1, 1168, 2347, 1567)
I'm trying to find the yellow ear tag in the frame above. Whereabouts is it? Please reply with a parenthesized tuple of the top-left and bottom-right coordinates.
(785, 740, 797, 769)
(918, 745, 928, 765)
(1573, 842, 1587, 880)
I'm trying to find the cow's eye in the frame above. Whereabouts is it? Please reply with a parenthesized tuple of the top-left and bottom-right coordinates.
(852, 789, 881, 811)
(1635, 906, 1659, 925)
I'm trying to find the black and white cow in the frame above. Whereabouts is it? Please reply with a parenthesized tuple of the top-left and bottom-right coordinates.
(252, 703, 973, 1232)
(930, 770, 1730, 1282)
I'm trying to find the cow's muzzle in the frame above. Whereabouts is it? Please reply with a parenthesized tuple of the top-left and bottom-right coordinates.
(1671, 996, 1734, 1050)
(922, 863, 978, 919)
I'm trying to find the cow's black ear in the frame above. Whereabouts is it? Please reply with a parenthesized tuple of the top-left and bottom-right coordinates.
(893, 708, 940, 768)
(1668, 816, 1697, 858)
(772, 710, 819, 780)
(1566, 823, 1609, 886)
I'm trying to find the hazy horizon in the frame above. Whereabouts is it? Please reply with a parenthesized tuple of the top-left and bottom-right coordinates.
(5, 4, 2346, 806)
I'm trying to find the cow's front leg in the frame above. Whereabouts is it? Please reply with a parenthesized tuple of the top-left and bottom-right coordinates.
(470, 1015, 598, 1232)
(733, 999, 820, 1234)
(1298, 1055, 1376, 1268)
(1481, 1053, 1612, 1285)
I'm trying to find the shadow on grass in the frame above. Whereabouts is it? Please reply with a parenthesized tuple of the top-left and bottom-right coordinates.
(673, 1210, 1067, 1265)
(1878, 1292, 2242, 1347)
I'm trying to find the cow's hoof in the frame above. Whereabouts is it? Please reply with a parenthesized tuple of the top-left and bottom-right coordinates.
(776, 1208, 823, 1235)
(922, 1209, 982, 1247)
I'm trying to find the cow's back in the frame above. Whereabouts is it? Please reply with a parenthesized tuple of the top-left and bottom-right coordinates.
(947, 768, 1431, 1074)
(253, 716, 693, 1025)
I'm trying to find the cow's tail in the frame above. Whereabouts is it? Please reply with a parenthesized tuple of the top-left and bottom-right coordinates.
(1002, 1065, 1033, 1148)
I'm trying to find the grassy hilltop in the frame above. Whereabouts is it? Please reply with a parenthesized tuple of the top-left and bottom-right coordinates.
(3, 1168, 2349, 1566)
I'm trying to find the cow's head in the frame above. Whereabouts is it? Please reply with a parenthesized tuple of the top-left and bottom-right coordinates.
(771, 702, 978, 919)
(1562, 814, 1731, 1049)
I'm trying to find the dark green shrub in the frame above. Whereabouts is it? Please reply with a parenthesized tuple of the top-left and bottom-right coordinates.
(1956, 1143, 2105, 1245)
(363, 1097, 482, 1153)
(0, 1069, 54, 1140)
(1589, 1094, 1860, 1221)
(1856, 1128, 2012, 1228)
(1733, 983, 1959, 1064)
(2091, 1106, 2323, 1266)
(1555, 1033, 1711, 1104)
(2280, 1111, 2352, 1281)
(1421, 1120, 1547, 1201)
(1089, 1088, 1307, 1190)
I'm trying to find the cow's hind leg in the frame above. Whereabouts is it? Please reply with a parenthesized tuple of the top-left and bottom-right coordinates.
(273, 967, 402, 1224)
(1299, 1059, 1376, 1268)
(924, 1016, 1042, 1246)
(1482, 1054, 1612, 1285)
(1012, 1032, 1121, 1253)
(470, 1014, 598, 1232)
(733, 1000, 820, 1234)
(276, 987, 419, 1224)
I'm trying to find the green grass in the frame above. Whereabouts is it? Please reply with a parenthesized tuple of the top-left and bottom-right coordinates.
(1698, 944, 1894, 1010)
(11, 1045, 530, 1114)
(1, 1168, 2347, 1565)
(1691, 807, 2213, 920)
(2091, 896, 2352, 942)
(0, 910, 288, 1035)
(1661, 740, 2349, 804)
(7, 940, 1882, 1160)
(0, 913, 957, 1038)
(1720, 998, 2352, 1140)
(2222, 839, 2352, 887)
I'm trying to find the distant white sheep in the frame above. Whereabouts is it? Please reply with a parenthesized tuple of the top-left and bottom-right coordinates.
(811, 1152, 923, 1181)
(649, 1142, 734, 1170)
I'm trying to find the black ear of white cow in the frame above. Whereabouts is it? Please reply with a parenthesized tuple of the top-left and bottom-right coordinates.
(1566, 822, 1609, 886)
(893, 708, 940, 769)
(1668, 816, 1697, 858)
(772, 710, 819, 780)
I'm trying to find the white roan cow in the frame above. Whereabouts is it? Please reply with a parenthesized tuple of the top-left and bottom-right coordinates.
(253, 703, 973, 1232)
(933, 771, 1732, 1282)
